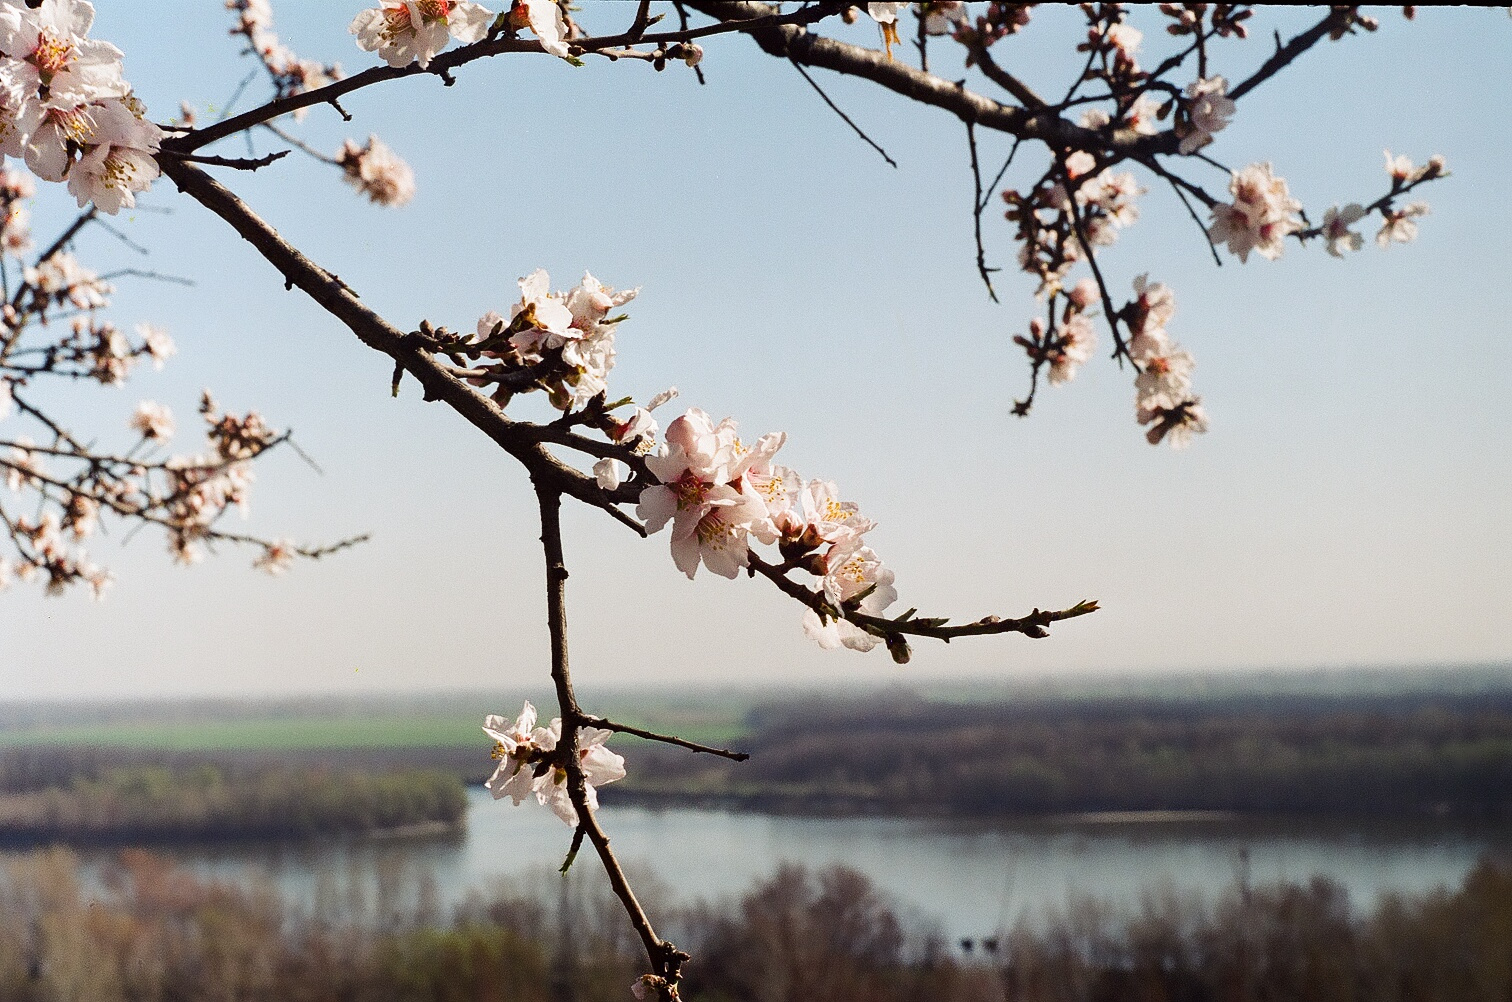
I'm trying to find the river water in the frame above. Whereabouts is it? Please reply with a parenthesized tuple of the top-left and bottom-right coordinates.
(18, 789, 1512, 941)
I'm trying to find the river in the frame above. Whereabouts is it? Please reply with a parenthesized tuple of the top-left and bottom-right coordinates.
(16, 788, 1511, 941)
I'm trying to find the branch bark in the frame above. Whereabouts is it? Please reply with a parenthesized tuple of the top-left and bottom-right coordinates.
(535, 484, 689, 1000)
(157, 157, 634, 530)
(684, 0, 1179, 159)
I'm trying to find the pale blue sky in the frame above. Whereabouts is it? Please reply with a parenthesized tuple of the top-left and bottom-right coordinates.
(2, 4, 1509, 699)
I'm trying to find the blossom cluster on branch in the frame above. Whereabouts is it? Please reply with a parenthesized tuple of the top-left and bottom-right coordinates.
(0, 0, 347, 595)
(787, 3, 1447, 449)
(0, 0, 161, 214)
(228, 0, 343, 117)
(483, 700, 625, 826)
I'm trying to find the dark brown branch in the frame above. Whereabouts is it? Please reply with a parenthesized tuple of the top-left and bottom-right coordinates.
(969, 42, 1047, 109)
(581, 715, 750, 762)
(626, 0, 657, 41)
(685, 1, 1178, 159)
(535, 485, 688, 999)
(167, 4, 842, 155)
(157, 158, 636, 532)
(157, 149, 290, 172)
(789, 56, 897, 169)
(1229, 10, 1350, 102)
(747, 552, 1098, 648)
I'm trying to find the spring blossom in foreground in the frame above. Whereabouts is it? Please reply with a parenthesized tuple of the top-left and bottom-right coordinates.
(349, 0, 491, 68)
(483, 703, 625, 825)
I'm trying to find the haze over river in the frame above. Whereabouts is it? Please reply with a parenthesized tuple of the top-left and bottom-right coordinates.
(23, 789, 1512, 941)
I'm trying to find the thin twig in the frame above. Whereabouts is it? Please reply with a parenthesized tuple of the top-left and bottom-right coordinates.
(215, 68, 260, 123)
(788, 56, 898, 168)
(980, 137, 1022, 214)
(1062, 167, 1134, 366)
(260, 122, 341, 166)
(966, 121, 1000, 302)
(747, 552, 1098, 647)
(583, 715, 751, 762)
(168, 5, 842, 155)
(97, 269, 196, 286)
(1136, 156, 1221, 267)
(673, 1, 707, 84)
(91, 218, 150, 256)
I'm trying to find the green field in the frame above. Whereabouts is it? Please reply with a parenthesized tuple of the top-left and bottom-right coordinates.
(0, 715, 482, 751)
(0, 698, 750, 753)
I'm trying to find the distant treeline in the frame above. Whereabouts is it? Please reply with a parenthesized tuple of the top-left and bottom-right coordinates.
(613, 690, 1512, 817)
(9, 684, 1512, 822)
(2, 846, 1511, 1002)
(0, 758, 465, 843)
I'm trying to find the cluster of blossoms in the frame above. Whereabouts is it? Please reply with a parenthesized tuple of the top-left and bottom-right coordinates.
(227, 0, 342, 116)
(335, 134, 415, 207)
(159, 393, 276, 566)
(349, 0, 493, 69)
(0, 500, 111, 597)
(1207, 162, 1303, 263)
(482, 701, 625, 826)
(457, 268, 638, 411)
(636, 408, 899, 652)
(0, 0, 161, 214)
(1212, 151, 1445, 264)
(1124, 275, 1206, 447)
(0, 393, 282, 593)
(1003, 159, 1141, 297)
(348, 0, 588, 67)
(1013, 276, 1100, 388)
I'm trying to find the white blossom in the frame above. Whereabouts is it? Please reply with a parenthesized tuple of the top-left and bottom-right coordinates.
(128, 400, 174, 440)
(350, 0, 492, 69)
(483, 702, 558, 805)
(1322, 203, 1366, 257)
(138, 324, 176, 369)
(252, 539, 296, 576)
(1376, 202, 1429, 247)
(1048, 314, 1096, 386)
(1180, 76, 1235, 154)
(336, 134, 416, 207)
(63, 99, 163, 213)
(534, 725, 625, 826)
(1207, 162, 1302, 262)
(511, 0, 570, 60)
(593, 457, 625, 490)
(802, 539, 897, 653)
(639, 409, 782, 579)
(0, 0, 129, 107)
